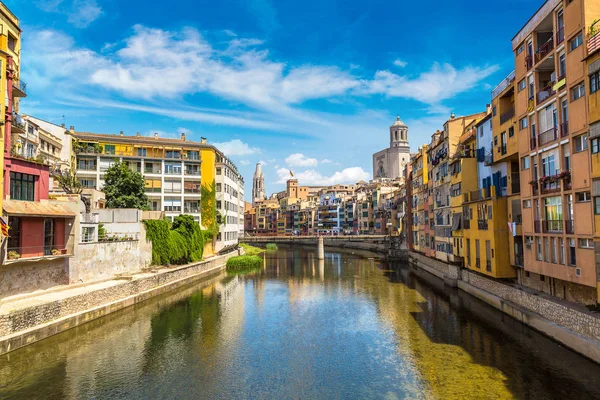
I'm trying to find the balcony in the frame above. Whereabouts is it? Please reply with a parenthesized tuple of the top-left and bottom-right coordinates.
(183, 207, 200, 214)
(477, 219, 488, 230)
(525, 55, 533, 71)
(538, 127, 558, 146)
(540, 180, 560, 194)
(514, 253, 524, 267)
(534, 220, 541, 233)
(542, 220, 563, 233)
(11, 113, 25, 134)
(556, 27, 564, 45)
(563, 177, 572, 190)
(565, 219, 574, 234)
(499, 108, 515, 125)
(536, 84, 555, 104)
(530, 137, 537, 151)
(77, 163, 97, 171)
(535, 37, 554, 63)
(13, 79, 27, 97)
(184, 169, 200, 176)
(560, 122, 569, 137)
(498, 144, 507, 156)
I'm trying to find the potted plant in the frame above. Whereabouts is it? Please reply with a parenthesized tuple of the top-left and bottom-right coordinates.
(51, 249, 60, 255)
(8, 250, 20, 260)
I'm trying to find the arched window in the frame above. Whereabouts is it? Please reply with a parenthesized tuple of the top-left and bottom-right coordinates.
(395, 131, 398, 141)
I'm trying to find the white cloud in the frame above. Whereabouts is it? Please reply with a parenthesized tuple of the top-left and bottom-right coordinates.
(393, 59, 407, 68)
(24, 25, 497, 109)
(285, 153, 318, 167)
(36, 0, 103, 28)
(321, 159, 334, 164)
(240, 160, 250, 165)
(258, 160, 268, 166)
(276, 167, 369, 185)
(212, 139, 261, 156)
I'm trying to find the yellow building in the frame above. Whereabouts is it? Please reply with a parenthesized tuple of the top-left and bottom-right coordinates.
(0, 3, 24, 215)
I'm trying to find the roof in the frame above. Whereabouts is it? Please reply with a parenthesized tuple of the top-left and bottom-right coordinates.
(391, 116, 407, 128)
(74, 131, 216, 150)
(3, 200, 76, 218)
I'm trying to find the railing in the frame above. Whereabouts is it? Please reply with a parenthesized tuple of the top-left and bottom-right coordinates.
(11, 113, 25, 132)
(542, 220, 563, 233)
(498, 144, 507, 155)
(535, 37, 554, 62)
(77, 164, 97, 171)
(538, 127, 558, 146)
(435, 226, 452, 238)
(80, 213, 99, 223)
(184, 208, 200, 213)
(511, 179, 521, 195)
(563, 177, 572, 190)
(492, 70, 516, 99)
(184, 170, 200, 175)
(94, 232, 141, 243)
(565, 219, 574, 234)
(560, 122, 569, 137)
(499, 108, 515, 125)
(470, 190, 482, 202)
(6, 234, 75, 261)
(514, 214, 523, 224)
(525, 55, 533, 70)
(532, 182, 539, 195)
(514, 254, 524, 267)
(164, 170, 182, 175)
(478, 219, 488, 230)
(486, 260, 492, 272)
(541, 180, 561, 194)
(536, 84, 555, 103)
(556, 27, 565, 45)
(534, 220, 541, 233)
(530, 137, 537, 150)
(145, 187, 161, 192)
(184, 188, 201, 194)
(13, 79, 27, 96)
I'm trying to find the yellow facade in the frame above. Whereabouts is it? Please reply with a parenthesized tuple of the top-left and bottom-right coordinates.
(0, 4, 22, 217)
(588, 46, 600, 301)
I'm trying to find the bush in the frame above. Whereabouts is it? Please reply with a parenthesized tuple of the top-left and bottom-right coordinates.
(239, 243, 264, 256)
(265, 243, 278, 251)
(143, 215, 205, 266)
(226, 255, 262, 273)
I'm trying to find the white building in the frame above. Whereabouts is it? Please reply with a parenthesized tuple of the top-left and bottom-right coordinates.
(372, 116, 411, 181)
(215, 153, 245, 252)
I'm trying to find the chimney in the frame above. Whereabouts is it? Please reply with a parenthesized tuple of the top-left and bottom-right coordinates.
(69, 126, 75, 133)
(450, 112, 455, 119)
(136, 132, 140, 137)
(181, 132, 186, 141)
(119, 131, 124, 136)
(486, 104, 491, 114)
(61, 123, 66, 128)
(200, 136, 207, 144)
(154, 132, 159, 139)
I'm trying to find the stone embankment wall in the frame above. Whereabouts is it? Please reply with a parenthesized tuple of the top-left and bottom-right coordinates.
(0, 250, 240, 354)
(408, 250, 600, 363)
(0, 258, 69, 298)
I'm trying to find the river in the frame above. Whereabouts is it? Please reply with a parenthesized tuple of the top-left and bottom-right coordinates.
(1, 247, 599, 399)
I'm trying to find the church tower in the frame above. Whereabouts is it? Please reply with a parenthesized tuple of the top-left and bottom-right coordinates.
(372, 116, 411, 180)
(252, 163, 266, 205)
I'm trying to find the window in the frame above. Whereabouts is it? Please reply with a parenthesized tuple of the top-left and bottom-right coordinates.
(104, 144, 115, 155)
(82, 227, 95, 243)
(521, 156, 530, 170)
(595, 196, 600, 215)
(493, 106, 497, 117)
(569, 239, 576, 265)
(509, 127, 514, 138)
(10, 172, 35, 201)
(574, 134, 588, 152)
(568, 32, 583, 52)
(518, 78, 526, 91)
(519, 117, 528, 130)
(544, 238, 549, 262)
(517, 44, 525, 55)
(579, 238, 593, 249)
(576, 192, 591, 202)
(494, 136, 498, 146)
(571, 83, 585, 101)
(523, 199, 532, 208)
(536, 238, 542, 261)
(558, 53, 566, 78)
(591, 71, 599, 94)
(137, 148, 147, 157)
(559, 238, 565, 264)
(551, 237, 557, 264)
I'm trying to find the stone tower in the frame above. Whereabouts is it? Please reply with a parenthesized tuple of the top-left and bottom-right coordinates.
(252, 162, 266, 205)
(372, 116, 411, 180)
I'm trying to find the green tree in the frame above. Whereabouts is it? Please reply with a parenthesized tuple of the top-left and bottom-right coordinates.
(103, 160, 149, 209)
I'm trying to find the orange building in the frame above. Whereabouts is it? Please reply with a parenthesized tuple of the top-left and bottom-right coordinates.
(514, 0, 600, 304)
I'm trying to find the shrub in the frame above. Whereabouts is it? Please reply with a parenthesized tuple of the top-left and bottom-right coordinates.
(143, 215, 205, 266)
(265, 243, 278, 251)
(240, 243, 264, 256)
(226, 255, 262, 273)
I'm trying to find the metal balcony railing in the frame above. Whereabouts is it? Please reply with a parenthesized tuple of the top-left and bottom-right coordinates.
(478, 219, 488, 230)
(556, 27, 564, 45)
(538, 127, 558, 146)
(542, 220, 563, 233)
(525, 55, 533, 70)
(530, 137, 537, 150)
(535, 37, 554, 62)
(540, 180, 561, 194)
(499, 108, 515, 125)
(536, 84, 555, 104)
(534, 220, 541, 233)
(498, 144, 507, 156)
(565, 219, 574, 234)
(13, 79, 27, 97)
(560, 122, 569, 137)
(514, 254, 524, 267)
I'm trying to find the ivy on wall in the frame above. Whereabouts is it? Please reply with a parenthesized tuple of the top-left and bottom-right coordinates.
(144, 215, 204, 265)
(201, 181, 220, 239)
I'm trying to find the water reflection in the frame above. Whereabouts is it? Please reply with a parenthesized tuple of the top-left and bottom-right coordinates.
(0, 248, 599, 399)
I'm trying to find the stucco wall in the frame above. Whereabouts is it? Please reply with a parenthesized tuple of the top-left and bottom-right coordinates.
(70, 239, 152, 284)
(0, 258, 68, 298)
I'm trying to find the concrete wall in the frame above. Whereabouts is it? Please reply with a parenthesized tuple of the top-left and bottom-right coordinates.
(70, 238, 152, 284)
(0, 258, 68, 298)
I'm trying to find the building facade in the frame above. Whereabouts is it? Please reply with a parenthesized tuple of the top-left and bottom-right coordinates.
(252, 162, 266, 205)
(373, 116, 411, 181)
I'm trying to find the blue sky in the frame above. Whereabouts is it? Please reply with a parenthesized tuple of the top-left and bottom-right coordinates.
(7, 0, 542, 200)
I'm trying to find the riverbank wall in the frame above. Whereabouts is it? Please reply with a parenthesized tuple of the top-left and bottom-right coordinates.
(407, 250, 600, 364)
(0, 249, 241, 355)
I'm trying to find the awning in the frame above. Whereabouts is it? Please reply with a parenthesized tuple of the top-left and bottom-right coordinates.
(3, 200, 76, 218)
